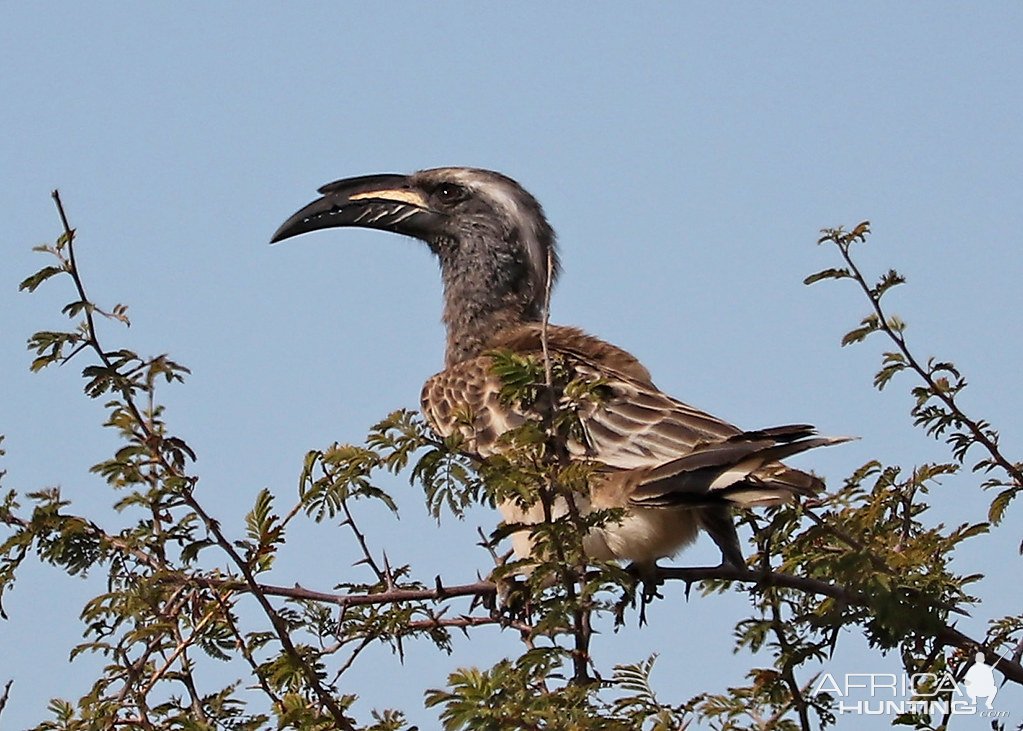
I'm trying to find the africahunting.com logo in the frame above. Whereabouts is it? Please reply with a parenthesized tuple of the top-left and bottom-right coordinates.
(811, 653, 1009, 719)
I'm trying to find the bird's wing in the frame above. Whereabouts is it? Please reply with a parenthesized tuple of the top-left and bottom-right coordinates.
(420, 324, 849, 506)
(421, 324, 741, 467)
(567, 360, 740, 468)
(420, 355, 530, 455)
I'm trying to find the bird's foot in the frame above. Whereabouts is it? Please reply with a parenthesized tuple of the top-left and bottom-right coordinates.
(485, 571, 534, 623)
(623, 562, 664, 625)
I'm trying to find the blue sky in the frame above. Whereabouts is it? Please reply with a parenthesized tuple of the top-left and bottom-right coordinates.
(2, 4, 1021, 728)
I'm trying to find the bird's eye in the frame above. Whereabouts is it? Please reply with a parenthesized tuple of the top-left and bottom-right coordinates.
(435, 183, 469, 205)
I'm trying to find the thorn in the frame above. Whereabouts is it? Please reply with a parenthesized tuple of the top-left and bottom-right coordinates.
(383, 552, 395, 590)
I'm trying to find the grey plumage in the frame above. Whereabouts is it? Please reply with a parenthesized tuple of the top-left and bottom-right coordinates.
(272, 167, 849, 571)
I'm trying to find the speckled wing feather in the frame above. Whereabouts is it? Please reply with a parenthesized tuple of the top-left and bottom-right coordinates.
(564, 359, 742, 469)
(420, 323, 843, 506)
(420, 324, 732, 460)
(420, 354, 528, 456)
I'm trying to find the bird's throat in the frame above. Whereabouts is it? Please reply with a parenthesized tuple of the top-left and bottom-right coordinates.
(441, 283, 538, 365)
(439, 248, 542, 366)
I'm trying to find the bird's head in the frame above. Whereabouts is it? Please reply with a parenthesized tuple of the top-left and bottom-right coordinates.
(272, 167, 560, 363)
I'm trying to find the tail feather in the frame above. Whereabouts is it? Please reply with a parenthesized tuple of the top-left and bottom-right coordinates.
(628, 427, 853, 508)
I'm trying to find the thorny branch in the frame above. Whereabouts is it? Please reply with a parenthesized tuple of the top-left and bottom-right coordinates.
(49, 191, 356, 731)
(826, 223, 1022, 499)
(340, 492, 387, 584)
(162, 618, 211, 725)
(534, 242, 595, 683)
(768, 595, 811, 731)
(211, 589, 285, 710)
(174, 564, 1023, 688)
(659, 564, 1023, 686)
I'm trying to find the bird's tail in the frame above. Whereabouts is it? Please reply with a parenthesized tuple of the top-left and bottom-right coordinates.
(629, 425, 853, 509)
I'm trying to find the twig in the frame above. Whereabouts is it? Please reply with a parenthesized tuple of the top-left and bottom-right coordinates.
(341, 494, 385, 583)
(835, 234, 1022, 489)
(211, 590, 285, 710)
(331, 634, 376, 684)
(540, 245, 554, 389)
(186, 576, 496, 607)
(2, 509, 167, 577)
(405, 614, 532, 633)
(114, 585, 189, 708)
(140, 600, 221, 698)
(535, 242, 593, 682)
(767, 595, 811, 731)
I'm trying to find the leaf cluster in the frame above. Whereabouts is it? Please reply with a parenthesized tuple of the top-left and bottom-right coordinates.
(812, 224, 1023, 524)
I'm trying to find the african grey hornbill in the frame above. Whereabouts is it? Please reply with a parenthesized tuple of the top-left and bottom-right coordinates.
(271, 167, 848, 572)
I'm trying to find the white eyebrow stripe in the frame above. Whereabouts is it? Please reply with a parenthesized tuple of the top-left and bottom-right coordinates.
(472, 180, 547, 296)
(349, 189, 428, 207)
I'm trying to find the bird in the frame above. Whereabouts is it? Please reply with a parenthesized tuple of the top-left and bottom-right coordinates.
(271, 167, 848, 574)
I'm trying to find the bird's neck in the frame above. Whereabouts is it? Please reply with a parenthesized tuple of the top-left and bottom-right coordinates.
(438, 239, 543, 366)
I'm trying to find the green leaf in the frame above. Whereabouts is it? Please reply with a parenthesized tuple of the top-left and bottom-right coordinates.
(18, 265, 66, 293)
(872, 268, 906, 298)
(988, 487, 1017, 525)
(55, 229, 74, 249)
(841, 314, 880, 346)
(886, 314, 906, 333)
(61, 299, 91, 318)
(803, 267, 852, 286)
(245, 488, 279, 544)
(873, 352, 910, 391)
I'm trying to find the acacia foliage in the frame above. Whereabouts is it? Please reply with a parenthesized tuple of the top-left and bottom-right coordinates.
(1, 202, 1020, 730)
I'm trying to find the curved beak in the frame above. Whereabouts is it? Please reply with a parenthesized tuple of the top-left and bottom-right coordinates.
(270, 174, 440, 244)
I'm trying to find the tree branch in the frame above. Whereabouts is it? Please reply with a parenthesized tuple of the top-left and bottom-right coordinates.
(834, 229, 1022, 491)
(658, 564, 1023, 686)
(181, 563, 1023, 687)
(187, 576, 496, 608)
(50, 191, 356, 731)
